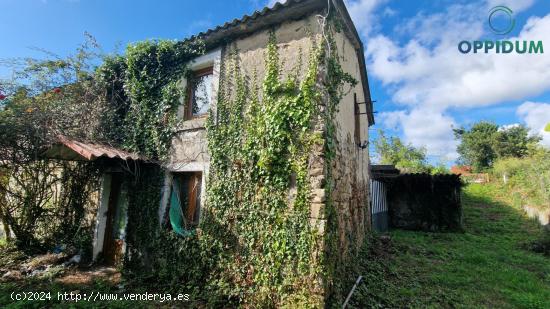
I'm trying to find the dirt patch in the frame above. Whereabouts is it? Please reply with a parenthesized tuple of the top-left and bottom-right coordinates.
(55, 267, 120, 286)
(1, 249, 120, 287)
(370, 235, 397, 259)
(24, 252, 67, 268)
(527, 231, 550, 256)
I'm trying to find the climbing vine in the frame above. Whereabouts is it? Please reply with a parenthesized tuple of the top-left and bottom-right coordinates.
(200, 23, 357, 305)
(104, 15, 357, 308)
(202, 32, 324, 306)
(96, 39, 205, 160)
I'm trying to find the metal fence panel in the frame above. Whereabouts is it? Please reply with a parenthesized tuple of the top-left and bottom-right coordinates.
(370, 179, 388, 232)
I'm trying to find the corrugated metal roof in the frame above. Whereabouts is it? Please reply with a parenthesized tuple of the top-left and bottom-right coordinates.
(43, 137, 146, 162)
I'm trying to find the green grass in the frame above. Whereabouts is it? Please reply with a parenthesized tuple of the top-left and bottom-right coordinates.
(348, 183, 550, 308)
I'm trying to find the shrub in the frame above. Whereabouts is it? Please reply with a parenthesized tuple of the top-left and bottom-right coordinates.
(492, 148, 550, 210)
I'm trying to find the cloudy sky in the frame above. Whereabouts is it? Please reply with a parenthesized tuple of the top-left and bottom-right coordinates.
(343, 0, 550, 162)
(0, 0, 549, 163)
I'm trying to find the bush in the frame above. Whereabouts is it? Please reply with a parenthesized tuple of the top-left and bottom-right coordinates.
(492, 148, 550, 210)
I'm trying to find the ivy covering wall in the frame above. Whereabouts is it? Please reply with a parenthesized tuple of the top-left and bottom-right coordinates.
(99, 16, 358, 307)
(96, 39, 205, 159)
(200, 33, 324, 306)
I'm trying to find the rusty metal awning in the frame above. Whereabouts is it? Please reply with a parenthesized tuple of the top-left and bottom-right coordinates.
(43, 137, 146, 162)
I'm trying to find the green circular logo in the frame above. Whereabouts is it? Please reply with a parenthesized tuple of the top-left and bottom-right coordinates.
(488, 6, 515, 35)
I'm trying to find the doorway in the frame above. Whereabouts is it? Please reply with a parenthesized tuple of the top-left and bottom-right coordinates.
(101, 173, 127, 265)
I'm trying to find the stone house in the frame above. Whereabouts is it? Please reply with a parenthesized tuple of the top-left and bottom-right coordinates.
(160, 0, 374, 256)
(44, 0, 374, 304)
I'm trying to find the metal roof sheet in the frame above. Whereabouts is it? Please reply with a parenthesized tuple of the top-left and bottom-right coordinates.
(43, 137, 146, 162)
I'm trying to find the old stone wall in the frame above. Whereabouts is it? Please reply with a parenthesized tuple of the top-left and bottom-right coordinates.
(167, 13, 327, 232)
(165, 12, 371, 303)
(328, 30, 371, 258)
(169, 14, 324, 166)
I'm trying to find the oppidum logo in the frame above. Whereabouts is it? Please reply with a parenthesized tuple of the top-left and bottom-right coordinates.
(458, 5, 544, 54)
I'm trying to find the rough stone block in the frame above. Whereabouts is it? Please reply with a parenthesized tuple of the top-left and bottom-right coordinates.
(310, 202, 325, 219)
(311, 189, 326, 203)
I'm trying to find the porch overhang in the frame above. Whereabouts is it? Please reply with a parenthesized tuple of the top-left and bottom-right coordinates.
(42, 137, 147, 162)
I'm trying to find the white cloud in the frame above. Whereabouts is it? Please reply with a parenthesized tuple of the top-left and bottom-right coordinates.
(517, 102, 550, 147)
(345, 0, 389, 37)
(498, 123, 521, 131)
(382, 7, 396, 18)
(360, 0, 548, 159)
(486, 0, 535, 12)
(379, 108, 458, 160)
(367, 11, 550, 109)
(266, 0, 286, 8)
(249, 0, 283, 11)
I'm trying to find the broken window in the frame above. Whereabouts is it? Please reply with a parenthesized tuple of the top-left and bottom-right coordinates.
(167, 172, 202, 235)
(186, 67, 213, 119)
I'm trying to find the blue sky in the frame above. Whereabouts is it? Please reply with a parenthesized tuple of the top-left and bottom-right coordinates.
(1, 0, 549, 164)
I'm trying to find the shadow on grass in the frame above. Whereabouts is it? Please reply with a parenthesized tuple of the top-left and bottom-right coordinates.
(342, 183, 550, 309)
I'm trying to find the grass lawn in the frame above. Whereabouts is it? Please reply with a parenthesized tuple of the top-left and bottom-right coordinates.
(347, 183, 550, 308)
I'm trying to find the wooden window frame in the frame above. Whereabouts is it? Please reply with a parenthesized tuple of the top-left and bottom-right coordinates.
(185, 67, 214, 120)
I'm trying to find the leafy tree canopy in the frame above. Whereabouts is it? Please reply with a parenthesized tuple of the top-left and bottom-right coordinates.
(373, 130, 444, 173)
(454, 121, 541, 171)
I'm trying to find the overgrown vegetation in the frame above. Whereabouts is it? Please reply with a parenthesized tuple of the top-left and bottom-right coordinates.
(122, 25, 357, 306)
(0, 36, 108, 253)
(96, 39, 204, 159)
(201, 33, 324, 306)
(492, 147, 550, 211)
(0, 32, 204, 255)
(344, 183, 550, 308)
(2, 9, 360, 308)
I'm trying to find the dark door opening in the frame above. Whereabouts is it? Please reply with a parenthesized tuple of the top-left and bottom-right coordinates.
(102, 173, 125, 265)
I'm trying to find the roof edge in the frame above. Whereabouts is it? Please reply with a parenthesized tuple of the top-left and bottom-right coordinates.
(182, 0, 375, 125)
(330, 0, 375, 125)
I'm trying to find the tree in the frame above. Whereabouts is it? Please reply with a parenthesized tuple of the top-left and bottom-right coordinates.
(545, 123, 550, 132)
(0, 35, 107, 251)
(454, 121, 540, 171)
(454, 121, 498, 171)
(494, 125, 540, 158)
(373, 130, 432, 173)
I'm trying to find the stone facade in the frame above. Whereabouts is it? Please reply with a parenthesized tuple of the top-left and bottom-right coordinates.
(327, 30, 371, 257)
(164, 5, 373, 299)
